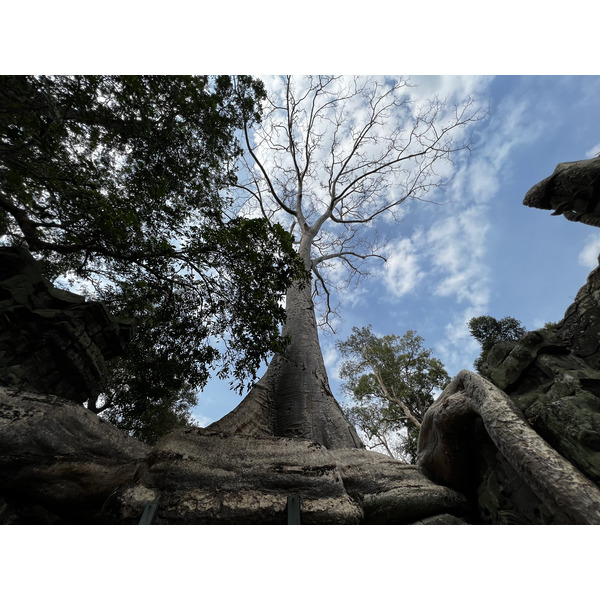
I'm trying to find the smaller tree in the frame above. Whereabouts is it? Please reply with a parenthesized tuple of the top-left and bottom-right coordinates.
(337, 326, 450, 462)
(467, 315, 526, 373)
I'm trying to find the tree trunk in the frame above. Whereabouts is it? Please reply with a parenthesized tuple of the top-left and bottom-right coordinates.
(208, 278, 363, 449)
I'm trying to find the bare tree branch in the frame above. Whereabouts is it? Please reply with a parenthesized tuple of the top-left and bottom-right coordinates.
(312, 250, 387, 267)
(311, 262, 335, 331)
(234, 76, 485, 321)
(240, 116, 296, 219)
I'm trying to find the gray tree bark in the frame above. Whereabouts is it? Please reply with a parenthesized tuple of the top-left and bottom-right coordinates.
(0, 386, 149, 523)
(213, 77, 482, 452)
(209, 238, 363, 449)
(208, 279, 363, 449)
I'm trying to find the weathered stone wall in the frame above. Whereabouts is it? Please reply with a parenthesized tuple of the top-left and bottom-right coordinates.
(417, 369, 600, 525)
(0, 246, 132, 403)
(415, 157, 600, 524)
(477, 268, 600, 490)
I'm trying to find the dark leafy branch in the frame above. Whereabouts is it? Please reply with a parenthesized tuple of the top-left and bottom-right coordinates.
(0, 75, 307, 443)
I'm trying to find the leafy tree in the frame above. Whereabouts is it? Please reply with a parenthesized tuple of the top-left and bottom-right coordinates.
(467, 315, 526, 373)
(0, 75, 307, 442)
(337, 326, 450, 462)
(207, 75, 483, 449)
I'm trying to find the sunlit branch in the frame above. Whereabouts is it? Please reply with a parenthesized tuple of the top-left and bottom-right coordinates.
(312, 250, 387, 267)
(311, 262, 338, 331)
(241, 118, 295, 218)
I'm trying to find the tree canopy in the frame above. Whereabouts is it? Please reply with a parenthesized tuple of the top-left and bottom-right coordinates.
(235, 75, 484, 327)
(337, 325, 450, 462)
(0, 75, 307, 442)
(467, 315, 526, 374)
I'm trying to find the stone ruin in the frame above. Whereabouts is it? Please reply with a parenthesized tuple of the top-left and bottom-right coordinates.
(2, 157, 600, 525)
(0, 246, 133, 403)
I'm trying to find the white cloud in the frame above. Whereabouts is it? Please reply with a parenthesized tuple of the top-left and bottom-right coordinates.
(435, 306, 484, 377)
(532, 318, 548, 330)
(424, 205, 490, 306)
(419, 205, 490, 375)
(411, 75, 493, 104)
(487, 101, 533, 167)
(383, 237, 424, 297)
(578, 233, 600, 268)
(405, 86, 548, 376)
(322, 343, 342, 382)
(189, 412, 212, 428)
(585, 143, 600, 158)
(451, 157, 500, 204)
(386, 90, 540, 312)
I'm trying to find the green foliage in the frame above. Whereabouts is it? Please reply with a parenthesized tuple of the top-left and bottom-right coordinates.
(0, 75, 307, 442)
(540, 321, 559, 332)
(101, 379, 199, 445)
(337, 325, 450, 463)
(468, 315, 527, 373)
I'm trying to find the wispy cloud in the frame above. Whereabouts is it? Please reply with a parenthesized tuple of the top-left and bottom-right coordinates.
(435, 307, 485, 375)
(383, 236, 425, 297)
(322, 342, 342, 383)
(586, 143, 600, 158)
(426, 207, 490, 307)
(411, 75, 493, 102)
(578, 233, 600, 269)
(407, 86, 548, 373)
(189, 412, 212, 428)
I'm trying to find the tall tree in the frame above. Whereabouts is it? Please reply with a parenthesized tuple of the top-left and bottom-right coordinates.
(0, 75, 306, 442)
(337, 326, 450, 462)
(209, 76, 483, 448)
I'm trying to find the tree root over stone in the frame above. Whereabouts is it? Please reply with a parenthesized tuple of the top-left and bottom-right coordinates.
(106, 428, 469, 524)
(418, 370, 600, 524)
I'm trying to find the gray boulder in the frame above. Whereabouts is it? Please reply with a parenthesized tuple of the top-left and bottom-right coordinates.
(417, 370, 600, 524)
(0, 386, 149, 523)
(523, 156, 600, 226)
(416, 157, 600, 524)
(474, 266, 600, 490)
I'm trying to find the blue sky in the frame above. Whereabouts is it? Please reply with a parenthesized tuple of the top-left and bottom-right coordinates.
(4, 5, 597, 588)
(192, 75, 600, 428)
